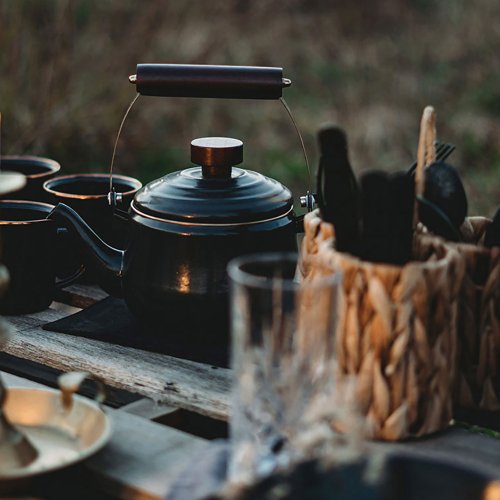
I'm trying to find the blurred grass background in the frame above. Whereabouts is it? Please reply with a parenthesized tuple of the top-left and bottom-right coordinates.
(0, 0, 499, 215)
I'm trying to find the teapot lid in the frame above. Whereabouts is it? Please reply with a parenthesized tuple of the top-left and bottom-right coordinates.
(131, 137, 293, 225)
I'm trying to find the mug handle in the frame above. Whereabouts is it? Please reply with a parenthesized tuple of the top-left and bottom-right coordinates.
(54, 226, 86, 289)
(55, 264, 85, 289)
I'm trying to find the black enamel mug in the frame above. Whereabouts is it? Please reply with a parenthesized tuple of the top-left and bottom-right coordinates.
(0, 156, 61, 201)
(0, 200, 83, 314)
(43, 173, 142, 282)
(43, 173, 142, 248)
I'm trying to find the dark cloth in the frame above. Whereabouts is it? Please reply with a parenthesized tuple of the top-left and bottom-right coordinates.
(43, 296, 229, 367)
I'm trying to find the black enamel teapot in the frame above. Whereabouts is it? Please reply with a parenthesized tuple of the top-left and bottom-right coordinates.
(49, 64, 311, 337)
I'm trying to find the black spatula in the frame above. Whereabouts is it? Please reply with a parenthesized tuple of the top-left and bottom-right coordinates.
(359, 171, 392, 263)
(387, 172, 414, 265)
(316, 126, 360, 253)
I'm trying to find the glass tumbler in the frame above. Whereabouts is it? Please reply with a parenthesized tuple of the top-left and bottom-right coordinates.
(227, 252, 343, 484)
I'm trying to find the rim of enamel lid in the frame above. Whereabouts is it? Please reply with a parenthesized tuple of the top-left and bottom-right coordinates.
(132, 137, 293, 225)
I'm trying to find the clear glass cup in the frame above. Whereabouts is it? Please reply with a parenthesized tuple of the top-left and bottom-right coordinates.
(227, 252, 346, 485)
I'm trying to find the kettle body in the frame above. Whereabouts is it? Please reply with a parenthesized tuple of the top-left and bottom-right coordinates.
(122, 207, 297, 339)
(49, 137, 300, 342)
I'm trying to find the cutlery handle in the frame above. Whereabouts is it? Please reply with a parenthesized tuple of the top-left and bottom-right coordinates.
(360, 171, 392, 262)
(485, 207, 500, 248)
(130, 64, 291, 100)
(413, 106, 437, 228)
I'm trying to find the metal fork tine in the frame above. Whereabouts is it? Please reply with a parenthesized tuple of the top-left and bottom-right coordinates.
(407, 141, 455, 175)
(407, 141, 444, 173)
(440, 143, 456, 160)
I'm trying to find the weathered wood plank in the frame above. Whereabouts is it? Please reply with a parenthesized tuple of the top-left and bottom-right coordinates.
(0, 352, 140, 408)
(87, 408, 207, 500)
(55, 283, 108, 309)
(5, 306, 68, 330)
(119, 397, 177, 420)
(2, 372, 208, 500)
(50, 301, 81, 316)
(3, 325, 231, 421)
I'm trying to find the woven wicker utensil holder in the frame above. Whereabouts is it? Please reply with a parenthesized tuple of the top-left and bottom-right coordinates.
(411, 104, 500, 412)
(454, 217, 500, 411)
(409, 106, 500, 412)
(300, 210, 464, 441)
(298, 107, 466, 441)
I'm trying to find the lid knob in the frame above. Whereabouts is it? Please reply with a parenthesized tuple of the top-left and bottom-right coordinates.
(191, 137, 243, 178)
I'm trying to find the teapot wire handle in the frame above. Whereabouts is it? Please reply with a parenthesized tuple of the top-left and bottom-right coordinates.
(108, 92, 141, 209)
(109, 64, 315, 211)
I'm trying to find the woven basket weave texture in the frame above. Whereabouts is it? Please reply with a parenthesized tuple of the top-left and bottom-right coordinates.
(455, 217, 500, 411)
(300, 210, 465, 441)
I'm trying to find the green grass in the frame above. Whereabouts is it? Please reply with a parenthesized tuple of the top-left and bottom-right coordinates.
(470, 75, 500, 116)
(0, 0, 499, 214)
(456, 421, 500, 440)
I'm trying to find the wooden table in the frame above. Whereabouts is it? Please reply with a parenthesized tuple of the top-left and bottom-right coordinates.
(3, 284, 500, 498)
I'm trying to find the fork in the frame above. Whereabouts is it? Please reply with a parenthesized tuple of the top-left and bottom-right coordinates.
(407, 141, 455, 175)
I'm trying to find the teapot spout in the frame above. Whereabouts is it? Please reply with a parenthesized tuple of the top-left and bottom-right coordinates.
(49, 203, 124, 296)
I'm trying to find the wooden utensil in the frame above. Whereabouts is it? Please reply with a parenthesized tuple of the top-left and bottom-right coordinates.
(413, 106, 467, 238)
